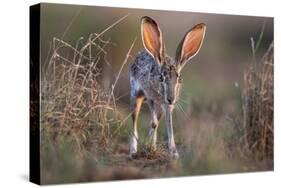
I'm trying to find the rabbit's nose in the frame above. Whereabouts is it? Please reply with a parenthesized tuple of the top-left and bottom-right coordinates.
(167, 97, 173, 104)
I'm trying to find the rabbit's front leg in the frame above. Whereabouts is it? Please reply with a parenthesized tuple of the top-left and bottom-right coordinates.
(129, 95, 144, 159)
(165, 105, 179, 158)
(148, 103, 163, 150)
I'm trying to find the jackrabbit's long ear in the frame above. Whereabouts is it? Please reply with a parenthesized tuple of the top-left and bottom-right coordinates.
(175, 23, 206, 71)
(141, 16, 165, 65)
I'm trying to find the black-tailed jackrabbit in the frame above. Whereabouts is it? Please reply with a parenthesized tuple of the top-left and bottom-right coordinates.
(129, 16, 206, 158)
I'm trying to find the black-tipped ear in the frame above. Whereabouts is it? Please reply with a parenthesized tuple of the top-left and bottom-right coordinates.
(176, 23, 206, 71)
(141, 16, 165, 65)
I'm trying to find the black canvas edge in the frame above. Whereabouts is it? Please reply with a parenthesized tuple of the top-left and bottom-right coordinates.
(30, 3, 41, 185)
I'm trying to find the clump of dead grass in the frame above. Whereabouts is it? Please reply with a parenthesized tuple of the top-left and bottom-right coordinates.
(41, 14, 133, 155)
(41, 35, 117, 152)
(241, 42, 274, 161)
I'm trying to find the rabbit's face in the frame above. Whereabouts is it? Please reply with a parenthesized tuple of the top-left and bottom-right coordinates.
(160, 63, 182, 105)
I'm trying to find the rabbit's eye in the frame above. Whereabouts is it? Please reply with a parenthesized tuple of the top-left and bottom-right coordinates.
(159, 75, 165, 82)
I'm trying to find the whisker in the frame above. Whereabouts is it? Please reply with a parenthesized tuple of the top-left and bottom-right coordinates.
(175, 103, 185, 116)
(178, 104, 186, 116)
(177, 102, 190, 119)
(178, 97, 189, 105)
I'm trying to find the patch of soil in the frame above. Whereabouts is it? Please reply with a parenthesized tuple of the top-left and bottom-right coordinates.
(105, 143, 183, 179)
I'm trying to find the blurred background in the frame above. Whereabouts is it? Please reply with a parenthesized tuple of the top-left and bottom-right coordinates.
(40, 3, 273, 184)
(41, 3, 273, 114)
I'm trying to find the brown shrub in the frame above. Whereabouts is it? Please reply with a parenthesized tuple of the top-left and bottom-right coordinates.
(242, 42, 273, 160)
(41, 14, 133, 153)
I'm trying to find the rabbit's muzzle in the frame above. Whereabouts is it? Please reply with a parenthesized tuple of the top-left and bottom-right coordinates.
(162, 77, 181, 105)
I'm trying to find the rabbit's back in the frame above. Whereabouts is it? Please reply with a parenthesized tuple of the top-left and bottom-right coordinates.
(130, 50, 156, 80)
(130, 50, 162, 101)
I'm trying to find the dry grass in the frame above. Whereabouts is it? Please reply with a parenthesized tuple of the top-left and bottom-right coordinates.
(41, 14, 135, 153)
(241, 42, 274, 161)
(41, 35, 117, 152)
